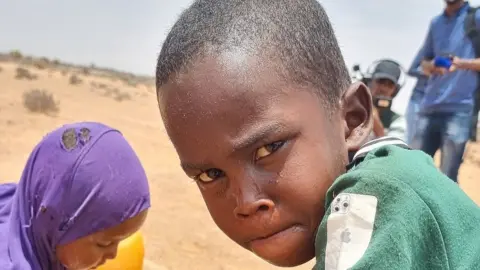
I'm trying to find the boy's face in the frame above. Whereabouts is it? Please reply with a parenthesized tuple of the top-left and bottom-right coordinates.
(158, 54, 372, 266)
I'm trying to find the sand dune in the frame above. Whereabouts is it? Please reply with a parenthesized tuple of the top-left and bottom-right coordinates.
(0, 55, 478, 269)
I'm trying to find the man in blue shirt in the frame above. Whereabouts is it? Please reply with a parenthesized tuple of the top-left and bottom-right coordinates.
(413, 0, 480, 182)
(405, 47, 429, 145)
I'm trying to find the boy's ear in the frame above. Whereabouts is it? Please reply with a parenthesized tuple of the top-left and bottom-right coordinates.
(341, 82, 373, 153)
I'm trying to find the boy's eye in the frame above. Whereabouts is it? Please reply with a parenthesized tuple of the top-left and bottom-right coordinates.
(196, 168, 225, 183)
(255, 141, 285, 160)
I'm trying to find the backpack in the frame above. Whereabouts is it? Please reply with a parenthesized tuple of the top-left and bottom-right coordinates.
(464, 6, 480, 141)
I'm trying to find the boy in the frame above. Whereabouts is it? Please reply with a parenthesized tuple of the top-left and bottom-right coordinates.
(155, 0, 480, 269)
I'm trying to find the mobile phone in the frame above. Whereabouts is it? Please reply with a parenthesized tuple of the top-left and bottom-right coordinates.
(434, 55, 453, 69)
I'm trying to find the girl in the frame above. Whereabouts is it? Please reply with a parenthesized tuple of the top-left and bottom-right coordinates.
(0, 122, 150, 270)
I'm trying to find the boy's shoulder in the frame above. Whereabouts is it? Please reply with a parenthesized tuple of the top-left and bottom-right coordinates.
(325, 136, 446, 218)
(314, 137, 480, 270)
(351, 136, 434, 177)
(348, 136, 437, 180)
(331, 136, 462, 209)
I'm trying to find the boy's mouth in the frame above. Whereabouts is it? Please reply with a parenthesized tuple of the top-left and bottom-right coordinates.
(248, 224, 305, 253)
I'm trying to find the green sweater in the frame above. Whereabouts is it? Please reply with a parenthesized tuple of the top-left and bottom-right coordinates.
(314, 137, 480, 270)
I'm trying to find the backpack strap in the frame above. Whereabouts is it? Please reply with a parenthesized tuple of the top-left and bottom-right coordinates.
(465, 7, 480, 58)
(464, 6, 480, 141)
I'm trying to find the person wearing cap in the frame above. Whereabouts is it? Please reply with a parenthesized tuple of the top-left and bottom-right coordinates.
(414, 0, 480, 182)
(369, 60, 407, 141)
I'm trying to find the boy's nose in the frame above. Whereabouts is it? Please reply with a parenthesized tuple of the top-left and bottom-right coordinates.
(233, 197, 275, 219)
(230, 169, 275, 219)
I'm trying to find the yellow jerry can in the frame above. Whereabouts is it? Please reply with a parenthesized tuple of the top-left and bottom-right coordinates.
(97, 231, 145, 270)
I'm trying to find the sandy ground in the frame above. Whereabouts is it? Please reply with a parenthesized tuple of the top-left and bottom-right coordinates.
(0, 62, 478, 270)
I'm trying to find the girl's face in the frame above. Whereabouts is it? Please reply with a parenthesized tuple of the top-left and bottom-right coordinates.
(55, 210, 148, 270)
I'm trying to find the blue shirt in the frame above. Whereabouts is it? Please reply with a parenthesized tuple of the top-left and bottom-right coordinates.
(408, 47, 429, 94)
(419, 2, 480, 113)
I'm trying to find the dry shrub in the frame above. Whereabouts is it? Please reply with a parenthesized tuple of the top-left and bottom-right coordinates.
(21, 56, 34, 65)
(69, 74, 82, 85)
(114, 92, 131, 102)
(90, 81, 108, 89)
(0, 54, 9, 61)
(15, 67, 37, 80)
(22, 89, 59, 115)
(81, 67, 90, 76)
(103, 88, 131, 102)
(103, 88, 116, 97)
(124, 79, 138, 88)
(9, 50, 23, 59)
(33, 58, 50, 70)
(119, 74, 138, 88)
(0, 66, 3, 73)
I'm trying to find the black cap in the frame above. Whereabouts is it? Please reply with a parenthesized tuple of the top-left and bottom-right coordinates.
(372, 61, 401, 84)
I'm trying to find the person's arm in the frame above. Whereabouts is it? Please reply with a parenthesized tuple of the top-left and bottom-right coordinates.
(452, 57, 480, 71)
(452, 10, 480, 71)
(407, 47, 428, 78)
(419, 21, 450, 76)
(420, 23, 435, 75)
(315, 173, 449, 270)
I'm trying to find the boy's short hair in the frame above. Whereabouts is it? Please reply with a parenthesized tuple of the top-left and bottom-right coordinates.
(156, 0, 351, 107)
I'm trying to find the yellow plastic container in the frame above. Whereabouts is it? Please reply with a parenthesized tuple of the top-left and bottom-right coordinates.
(97, 231, 145, 270)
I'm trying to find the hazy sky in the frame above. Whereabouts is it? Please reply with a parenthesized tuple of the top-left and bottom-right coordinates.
(1, 0, 479, 112)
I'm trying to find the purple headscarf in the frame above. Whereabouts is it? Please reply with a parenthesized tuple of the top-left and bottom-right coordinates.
(0, 122, 150, 270)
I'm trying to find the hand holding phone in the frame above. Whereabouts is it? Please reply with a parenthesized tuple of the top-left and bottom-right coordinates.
(432, 55, 457, 74)
(434, 56, 453, 69)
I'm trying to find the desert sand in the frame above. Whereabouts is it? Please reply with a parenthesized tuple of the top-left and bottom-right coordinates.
(0, 54, 478, 270)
